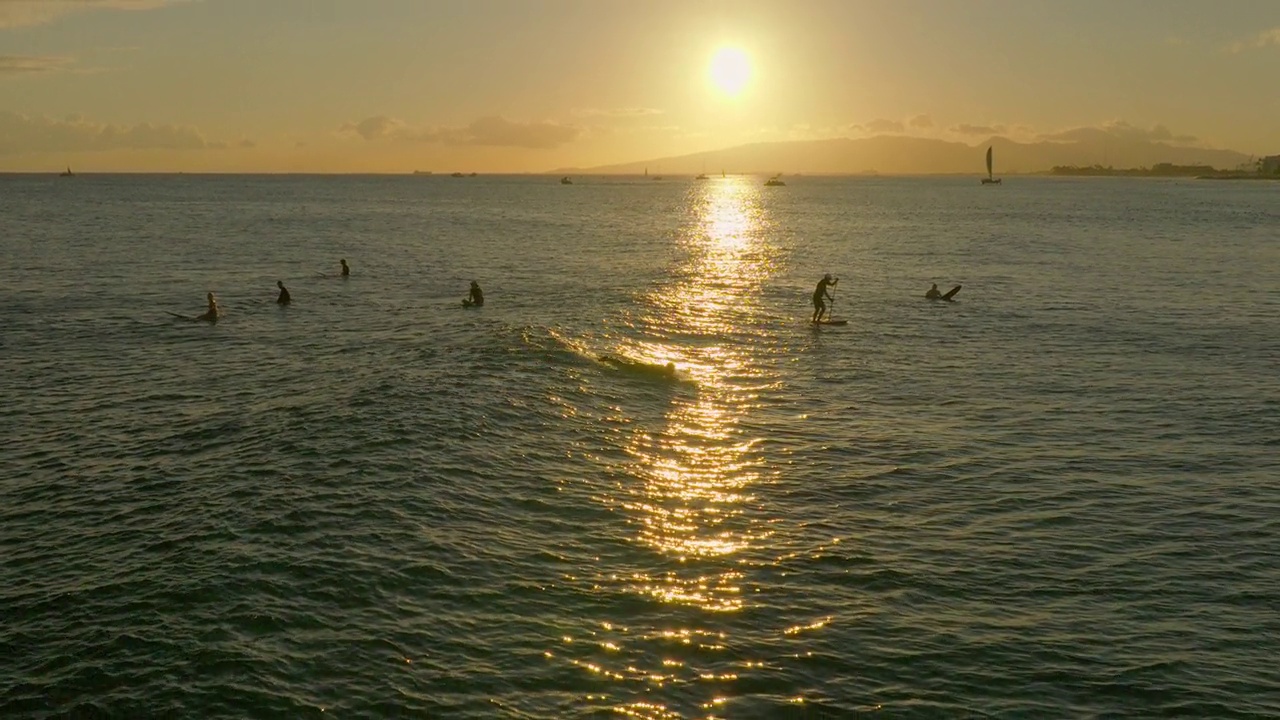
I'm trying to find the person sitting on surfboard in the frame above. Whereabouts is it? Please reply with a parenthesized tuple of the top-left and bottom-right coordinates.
(465, 281, 484, 307)
(812, 274, 838, 322)
(198, 292, 220, 322)
(276, 280, 291, 305)
(926, 283, 961, 301)
(340, 258, 350, 277)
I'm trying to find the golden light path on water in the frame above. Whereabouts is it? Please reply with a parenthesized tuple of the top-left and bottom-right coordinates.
(562, 177, 788, 718)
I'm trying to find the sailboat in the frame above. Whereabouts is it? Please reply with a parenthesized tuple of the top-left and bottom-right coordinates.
(60, 166, 74, 177)
(981, 146, 1001, 185)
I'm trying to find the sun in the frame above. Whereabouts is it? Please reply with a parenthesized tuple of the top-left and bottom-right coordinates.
(708, 46, 751, 98)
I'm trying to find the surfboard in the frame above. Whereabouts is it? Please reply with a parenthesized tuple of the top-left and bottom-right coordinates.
(462, 299, 481, 308)
(942, 285, 962, 301)
(167, 311, 218, 322)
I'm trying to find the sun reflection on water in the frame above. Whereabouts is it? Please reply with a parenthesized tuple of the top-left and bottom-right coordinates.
(561, 177, 790, 717)
(622, 178, 781, 613)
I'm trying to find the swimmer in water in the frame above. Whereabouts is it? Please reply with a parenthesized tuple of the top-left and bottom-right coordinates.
(340, 258, 350, 277)
(276, 280, 291, 305)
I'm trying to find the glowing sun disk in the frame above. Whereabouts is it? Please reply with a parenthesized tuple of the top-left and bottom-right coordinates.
(709, 46, 751, 97)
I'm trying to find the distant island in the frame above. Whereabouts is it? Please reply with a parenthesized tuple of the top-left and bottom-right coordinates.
(556, 133, 1271, 178)
(1050, 162, 1280, 179)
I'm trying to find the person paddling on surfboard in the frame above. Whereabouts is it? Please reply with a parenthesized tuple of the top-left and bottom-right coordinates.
(812, 274, 838, 322)
(276, 280, 291, 305)
(599, 355, 676, 378)
(198, 292, 220, 322)
(464, 280, 484, 307)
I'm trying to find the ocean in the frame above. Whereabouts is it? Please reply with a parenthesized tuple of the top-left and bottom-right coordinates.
(2, 173, 1277, 718)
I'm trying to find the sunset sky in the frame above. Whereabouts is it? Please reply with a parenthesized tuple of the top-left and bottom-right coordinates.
(2, 0, 1278, 172)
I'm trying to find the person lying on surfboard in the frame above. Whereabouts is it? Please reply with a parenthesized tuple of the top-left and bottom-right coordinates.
(599, 355, 676, 378)
(926, 283, 961, 301)
(276, 280, 291, 305)
(812, 274, 838, 322)
(464, 280, 484, 307)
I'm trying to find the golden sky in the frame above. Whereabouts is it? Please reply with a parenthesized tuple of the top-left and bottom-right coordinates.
(2, 0, 1278, 172)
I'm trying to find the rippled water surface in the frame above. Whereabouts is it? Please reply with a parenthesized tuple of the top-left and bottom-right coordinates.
(2, 174, 1278, 718)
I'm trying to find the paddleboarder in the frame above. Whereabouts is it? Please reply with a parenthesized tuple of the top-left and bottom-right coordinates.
(812, 274, 838, 322)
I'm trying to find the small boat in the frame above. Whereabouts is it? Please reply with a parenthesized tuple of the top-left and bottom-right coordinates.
(695, 173, 709, 180)
(981, 146, 1002, 185)
(450, 172, 464, 178)
(60, 166, 74, 177)
(412, 170, 432, 175)
(764, 174, 785, 187)
(560, 176, 573, 184)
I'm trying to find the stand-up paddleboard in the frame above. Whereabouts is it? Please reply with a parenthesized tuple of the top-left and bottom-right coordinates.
(462, 299, 482, 308)
(813, 319, 848, 326)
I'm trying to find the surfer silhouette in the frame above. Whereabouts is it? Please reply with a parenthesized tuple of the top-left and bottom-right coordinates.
(276, 280, 291, 305)
(812, 274, 838, 322)
(198, 292, 220, 322)
(340, 258, 350, 277)
(599, 355, 676, 378)
(927, 283, 962, 301)
(465, 281, 484, 307)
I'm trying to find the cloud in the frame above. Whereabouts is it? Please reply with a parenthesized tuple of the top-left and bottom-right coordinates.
(908, 114, 934, 129)
(340, 115, 580, 149)
(0, 111, 212, 154)
(850, 118, 904, 135)
(0, 0, 179, 29)
(1228, 27, 1280, 53)
(341, 115, 404, 141)
(572, 107, 664, 118)
(462, 116, 578, 148)
(0, 55, 75, 75)
(951, 123, 1006, 136)
(1039, 120, 1200, 147)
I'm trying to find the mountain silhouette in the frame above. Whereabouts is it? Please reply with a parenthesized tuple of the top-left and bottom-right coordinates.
(557, 134, 1251, 176)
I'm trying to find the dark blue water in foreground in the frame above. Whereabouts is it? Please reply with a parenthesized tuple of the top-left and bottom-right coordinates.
(2, 174, 1278, 718)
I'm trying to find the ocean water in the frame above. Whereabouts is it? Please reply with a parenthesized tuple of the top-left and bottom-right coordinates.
(2, 173, 1277, 719)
